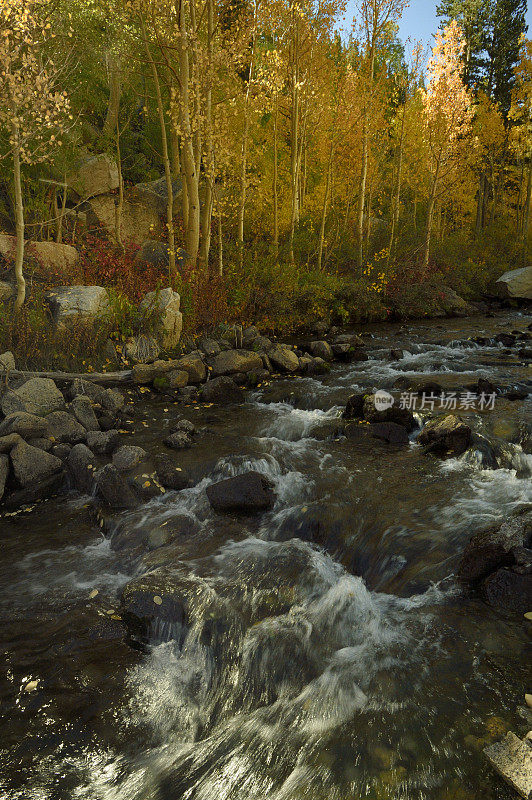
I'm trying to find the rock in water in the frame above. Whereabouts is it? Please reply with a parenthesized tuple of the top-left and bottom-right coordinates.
(484, 732, 532, 799)
(370, 422, 410, 445)
(418, 414, 471, 457)
(206, 471, 276, 513)
(95, 464, 138, 509)
(200, 376, 244, 404)
(67, 444, 96, 494)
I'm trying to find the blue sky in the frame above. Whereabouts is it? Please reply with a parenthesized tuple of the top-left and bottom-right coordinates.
(396, 0, 532, 48)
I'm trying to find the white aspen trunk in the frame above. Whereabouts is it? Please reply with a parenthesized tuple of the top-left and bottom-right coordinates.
(388, 103, 405, 264)
(177, 2, 200, 265)
(318, 138, 334, 272)
(288, 2, 300, 264)
(523, 156, 532, 266)
(273, 99, 279, 259)
(199, 0, 214, 268)
(422, 157, 441, 274)
(141, 19, 176, 279)
(237, 2, 256, 267)
(12, 122, 25, 314)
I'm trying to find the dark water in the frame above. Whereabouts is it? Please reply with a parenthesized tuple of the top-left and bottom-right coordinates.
(1, 312, 531, 800)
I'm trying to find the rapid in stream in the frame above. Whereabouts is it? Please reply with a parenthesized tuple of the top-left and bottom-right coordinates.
(1, 311, 531, 800)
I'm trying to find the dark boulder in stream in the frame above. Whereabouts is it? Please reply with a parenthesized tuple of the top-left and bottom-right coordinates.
(459, 506, 532, 612)
(418, 414, 472, 457)
(206, 471, 276, 513)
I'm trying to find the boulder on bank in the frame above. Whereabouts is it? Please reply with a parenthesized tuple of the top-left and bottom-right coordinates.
(458, 507, 532, 613)
(86, 194, 162, 246)
(0, 351, 15, 372)
(206, 471, 276, 513)
(71, 395, 100, 431)
(268, 344, 300, 373)
(67, 153, 119, 199)
(0, 234, 79, 274)
(1, 377, 66, 417)
(211, 350, 263, 376)
(175, 353, 207, 384)
(140, 288, 183, 350)
(418, 414, 472, 457)
(0, 281, 14, 303)
(134, 240, 189, 272)
(44, 285, 110, 325)
(67, 443, 96, 494)
(0, 412, 48, 439)
(10, 440, 63, 488)
(309, 341, 334, 361)
(132, 176, 182, 216)
(495, 266, 532, 300)
(45, 411, 87, 444)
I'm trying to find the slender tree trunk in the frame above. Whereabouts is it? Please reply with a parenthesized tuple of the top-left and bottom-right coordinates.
(318, 140, 334, 272)
(176, 5, 200, 265)
(56, 178, 67, 244)
(422, 157, 441, 275)
(12, 123, 25, 314)
(199, 0, 214, 268)
(273, 100, 279, 259)
(357, 42, 375, 271)
(103, 51, 121, 139)
(115, 124, 125, 253)
(218, 207, 223, 277)
(288, 3, 300, 264)
(357, 121, 368, 270)
(475, 173, 484, 237)
(523, 156, 532, 266)
(388, 104, 405, 263)
(141, 20, 176, 279)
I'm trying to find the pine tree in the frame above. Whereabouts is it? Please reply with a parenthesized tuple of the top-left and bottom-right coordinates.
(436, 0, 489, 87)
(485, 0, 527, 116)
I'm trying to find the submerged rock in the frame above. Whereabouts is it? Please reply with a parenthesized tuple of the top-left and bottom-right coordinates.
(120, 569, 189, 645)
(370, 422, 410, 445)
(206, 471, 276, 513)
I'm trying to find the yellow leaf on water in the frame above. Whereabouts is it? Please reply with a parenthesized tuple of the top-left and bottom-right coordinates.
(89, 589, 98, 599)
(153, 595, 163, 605)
